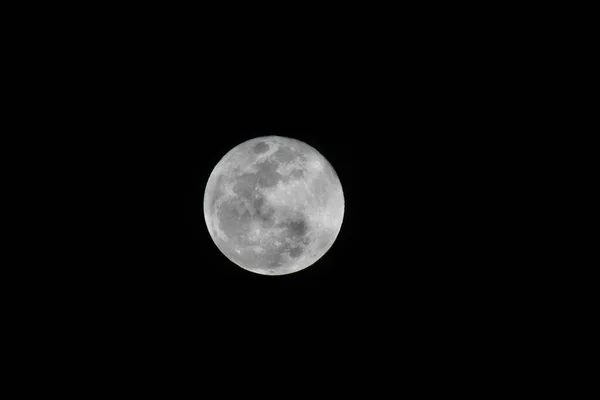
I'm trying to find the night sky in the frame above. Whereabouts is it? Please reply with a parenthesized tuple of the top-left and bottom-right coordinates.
(39, 11, 515, 388)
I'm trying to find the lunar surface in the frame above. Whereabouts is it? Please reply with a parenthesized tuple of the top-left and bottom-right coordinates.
(203, 136, 344, 275)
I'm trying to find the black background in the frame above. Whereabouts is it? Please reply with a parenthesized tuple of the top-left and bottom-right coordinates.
(26, 6, 524, 390)
(84, 51, 502, 367)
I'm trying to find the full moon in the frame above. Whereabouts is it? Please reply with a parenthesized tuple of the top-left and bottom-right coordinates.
(203, 136, 344, 275)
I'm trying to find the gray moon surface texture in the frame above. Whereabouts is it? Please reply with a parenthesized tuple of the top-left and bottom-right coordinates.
(203, 136, 345, 275)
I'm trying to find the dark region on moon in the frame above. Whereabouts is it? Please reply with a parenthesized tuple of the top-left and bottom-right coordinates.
(217, 198, 250, 238)
(253, 141, 269, 154)
(253, 196, 275, 223)
(284, 219, 307, 239)
(257, 161, 282, 188)
(274, 146, 299, 163)
(217, 191, 311, 269)
(233, 160, 282, 196)
(289, 247, 303, 258)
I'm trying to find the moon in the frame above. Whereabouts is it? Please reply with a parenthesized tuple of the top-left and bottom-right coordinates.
(203, 136, 345, 275)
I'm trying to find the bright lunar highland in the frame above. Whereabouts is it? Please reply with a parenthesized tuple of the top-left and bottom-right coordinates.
(203, 136, 344, 275)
